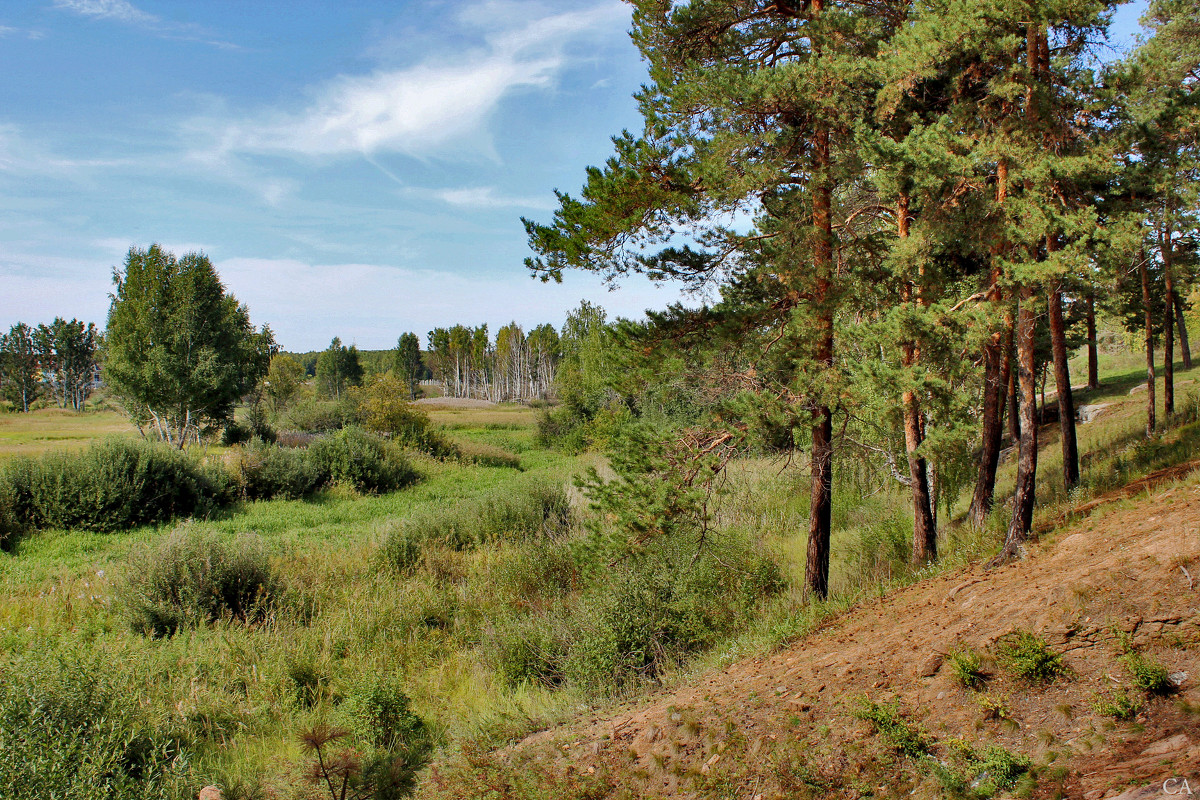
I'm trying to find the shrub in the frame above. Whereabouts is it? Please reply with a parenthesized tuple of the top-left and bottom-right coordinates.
(942, 739, 1032, 796)
(352, 374, 458, 458)
(227, 441, 323, 500)
(994, 629, 1066, 683)
(0, 482, 22, 551)
(381, 479, 572, 570)
(1092, 688, 1141, 720)
(121, 528, 281, 637)
(221, 420, 253, 446)
(455, 439, 521, 469)
(2, 438, 234, 533)
(309, 426, 419, 494)
(947, 646, 989, 690)
(1121, 651, 1173, 694)
(852, 698, 932, 757)
(279, 396, 359, 433)
(563, 535, 784, 691)
(0, 648, 190, 799)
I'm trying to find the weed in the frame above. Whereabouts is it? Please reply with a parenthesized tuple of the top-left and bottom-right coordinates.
(994, 630, 1066, 683)
(947, 646, 989, 690)
(0, 647, 191, 800)
(852, 698, 932, 757)
(1121, 651, 1173, 695)
(1092, 689, 1142, 720)
(121, 527, 280, 637)
(975, 693, 1011, 721)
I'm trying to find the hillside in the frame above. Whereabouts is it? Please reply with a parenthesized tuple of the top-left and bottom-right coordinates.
(426, 464, 1200, 800)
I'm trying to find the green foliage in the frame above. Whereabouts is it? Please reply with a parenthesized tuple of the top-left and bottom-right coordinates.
(316, 336, 364, 399)
(0, 648, 190, 799)
(393, 332, 423, 399)
(382, 479, 572, 571)
(278, 395, 360, 433)
(0, 481, 22, 551)
(853, 698, 933, 757)
(1, 437, 234, 533)
(0, 322, 42, 412)
(32, 317, 100, 411)
(947, 647, 989, 690)
(352, 374, 458, 457)
(121, 528, 280, 636)
(104, 244, 274, 447)
(308, 426, 419, 494)
(1092, 689, 1142, 720)
(940, 739, 1033, 798)
(561, 534, 783, 692)
(994, 630, 1067, 684)
(265, 353, 305, 413)
(1121, 650, 1173, 694)
(227, 440, 324, 500)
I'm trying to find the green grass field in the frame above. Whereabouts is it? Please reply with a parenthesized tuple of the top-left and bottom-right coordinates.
(0, 407, 138, 460)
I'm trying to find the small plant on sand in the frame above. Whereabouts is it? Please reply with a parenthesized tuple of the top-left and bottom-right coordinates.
(994, 630, 1066, 684)
(1121, 651, 1172, 695)
(1092, 689, 1141, 720)
(947, 646, 989, 690)
(974, 693, 1011, 721)
(852, 698, 932, 757)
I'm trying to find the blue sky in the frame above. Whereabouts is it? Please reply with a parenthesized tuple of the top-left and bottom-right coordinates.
(1, 0, 1148, 351)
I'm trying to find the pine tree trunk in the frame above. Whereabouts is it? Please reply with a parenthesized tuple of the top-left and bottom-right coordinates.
(1163, 237, 1175, 417)
(1006, 323, 1020, 442)
(804, 119, 834, 601)
(1177, 292, 1192, 370)
(1002, 286, 1039, 559)
(968, 332, 1002, 528)
(898, 193, 937, 561)
(1047, 279, 1079, 489)
(1140, 248, 1156, 436)
(969, 158, 1009, 528)
(1086, 293, 1100, 389)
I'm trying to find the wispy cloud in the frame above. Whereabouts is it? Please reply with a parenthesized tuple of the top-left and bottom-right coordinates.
(52, 0, 239, 48)
(194, 1, 627, 162)
(53, 0, 156, 25)
(434, 186, 555, 210)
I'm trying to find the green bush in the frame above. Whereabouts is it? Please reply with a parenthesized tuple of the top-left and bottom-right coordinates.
(0, 648, 191, 799)
(1121, 651, 1173, 694)
(309, 426, 419, 494)
(994, 629, 1066, 683)
(382, 479, 572, 570)
(278, 396, 360, 433)
(227, 440, 323, 500)
(852, 697, 932, 757)
(0, 481, 22, 551)
(2, 438, 234, 533)
(1092, 688, 1141, 719)
(947, 646, 989, 690)
(563, 535, 784, 691)
(121, 528, 281, 636)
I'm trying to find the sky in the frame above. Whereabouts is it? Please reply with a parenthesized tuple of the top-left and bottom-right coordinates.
(0, 0, 1150, 352)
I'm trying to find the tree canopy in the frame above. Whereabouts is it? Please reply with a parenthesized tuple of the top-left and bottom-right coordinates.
(103, 244, 274, 447)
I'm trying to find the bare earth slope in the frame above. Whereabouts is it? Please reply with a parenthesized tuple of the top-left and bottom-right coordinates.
(478, 473, 1200, 800)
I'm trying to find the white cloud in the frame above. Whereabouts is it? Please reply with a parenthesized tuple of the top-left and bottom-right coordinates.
(434, 186, 555, 210)
(53, 0, 237, 48)
(53, 0, 157, 25)
(196, 1, 628, 161)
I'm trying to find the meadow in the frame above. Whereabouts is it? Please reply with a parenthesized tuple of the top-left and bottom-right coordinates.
(1, 360, 1198, 799)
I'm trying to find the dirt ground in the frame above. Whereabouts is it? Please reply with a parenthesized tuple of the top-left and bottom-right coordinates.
(499, 471, 1200, 799)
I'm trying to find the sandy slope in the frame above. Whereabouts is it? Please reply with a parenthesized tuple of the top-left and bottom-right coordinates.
(501, 470, 1200, 799)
